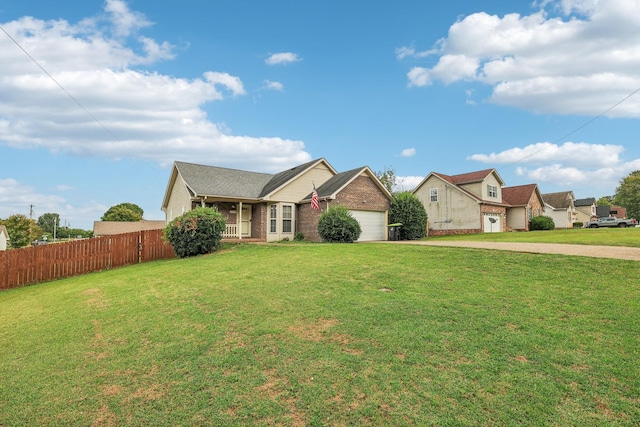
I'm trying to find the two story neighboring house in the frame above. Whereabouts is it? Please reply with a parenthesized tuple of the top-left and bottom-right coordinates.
(161, 158, 393, 242)
(542, 191, 576, 228)
(574, 198, 596, 223)
(413, 169, 510, 235)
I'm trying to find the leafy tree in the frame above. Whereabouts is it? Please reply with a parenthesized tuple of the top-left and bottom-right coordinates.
(530, 215, 555, 230)
(37, 213, 60, 234)
(389, 191, 428, 240)
(614, 170, 640, 220)
(0, 214, 42, 248)
(57, 227, 93, 239)
(375, 166, 396, 194)
(163, 207, 226, 258)
(596, 196, 612, 206)
(317, 205, 361, 243)
(101, 203, 144, 221)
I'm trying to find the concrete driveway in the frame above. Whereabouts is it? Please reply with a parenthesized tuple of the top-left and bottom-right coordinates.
(379, 240, 640, 261)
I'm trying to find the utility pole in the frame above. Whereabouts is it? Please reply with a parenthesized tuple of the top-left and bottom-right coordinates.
(29, 204, 35, 238)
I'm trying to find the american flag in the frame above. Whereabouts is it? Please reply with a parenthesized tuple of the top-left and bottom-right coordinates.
(311, 184, 319, 211)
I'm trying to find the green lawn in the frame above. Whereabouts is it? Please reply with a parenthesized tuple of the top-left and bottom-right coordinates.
(1, 243, 639, 426)
(428, 227, 640, 247)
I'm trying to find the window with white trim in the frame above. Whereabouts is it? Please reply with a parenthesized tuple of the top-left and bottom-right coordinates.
(487, 184, 497, 198)
(282, 205, 292, 233)
(430, 188, 438, 202)
(269, 204, 277, 233)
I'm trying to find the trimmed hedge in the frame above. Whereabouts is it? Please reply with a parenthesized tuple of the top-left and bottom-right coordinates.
(163, 207, 226, 257)
(317, 205, 361, 243)
(530, 215, 555, 231)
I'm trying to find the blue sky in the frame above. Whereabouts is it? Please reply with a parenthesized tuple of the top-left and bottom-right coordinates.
(1, 0, 639, 230)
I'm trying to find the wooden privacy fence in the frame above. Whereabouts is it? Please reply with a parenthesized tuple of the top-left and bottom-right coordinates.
(0, 229, 175, 291)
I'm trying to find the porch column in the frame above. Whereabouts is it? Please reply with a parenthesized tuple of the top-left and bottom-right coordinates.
(238, 201, 242, 240)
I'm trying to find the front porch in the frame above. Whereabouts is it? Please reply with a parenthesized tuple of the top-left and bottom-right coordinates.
(193, 199, 266, 241)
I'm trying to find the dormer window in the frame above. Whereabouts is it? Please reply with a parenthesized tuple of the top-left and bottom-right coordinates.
(487, 184, 497, 198)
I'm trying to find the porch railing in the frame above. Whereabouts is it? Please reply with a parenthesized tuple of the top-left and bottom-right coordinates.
(223, 223, 239, 238)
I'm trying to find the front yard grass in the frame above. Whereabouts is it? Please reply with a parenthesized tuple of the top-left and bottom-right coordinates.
(428, 226, 640, 247)
(1, 243, 638, 426)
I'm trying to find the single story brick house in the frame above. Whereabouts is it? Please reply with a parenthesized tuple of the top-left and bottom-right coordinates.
(502, 183, 545, 231)
(161, 158, 393, 242)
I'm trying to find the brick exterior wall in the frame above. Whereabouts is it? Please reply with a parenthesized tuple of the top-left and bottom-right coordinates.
(428, 228, 481, 236)
(252, 203, 267, 240)
(526, 193, 545, 231)
(297, 204, 323, 242)
(332, 176, 390, 211)
(298, 175, 390, 242)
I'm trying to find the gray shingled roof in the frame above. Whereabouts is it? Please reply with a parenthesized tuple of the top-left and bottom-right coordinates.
(315, 167, 365, 198)
(175, 161, 273, 199)
(574, 197, 596, 207)
(259, 158, 322, 197)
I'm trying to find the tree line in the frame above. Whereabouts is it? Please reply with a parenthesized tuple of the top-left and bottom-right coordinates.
(0, 202, 145, 249)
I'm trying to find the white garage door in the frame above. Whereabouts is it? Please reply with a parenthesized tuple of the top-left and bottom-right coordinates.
(483, 214, 502, 233)
(349, 210, 386, 241)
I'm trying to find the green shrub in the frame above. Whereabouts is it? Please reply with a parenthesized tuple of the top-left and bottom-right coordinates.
(530, 215, 555, 231)
(573, 222, 584, 228)
(317, 205, 361, 243)
(294, 231, 304, 241)
(163, 207, 226, 258)
(389, 191, 428, 240)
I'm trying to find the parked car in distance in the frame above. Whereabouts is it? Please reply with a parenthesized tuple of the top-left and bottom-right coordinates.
(584, 217, 637, 228)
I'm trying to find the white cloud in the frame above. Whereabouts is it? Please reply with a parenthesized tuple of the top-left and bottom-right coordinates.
(394, 176, 424, 192)
(395, 44, 439, 60)
(0, 178, 101, 227)
(402, 0, 640, 117)
(0, 3, 310, 172)
(472, 141, 640, 192)
(468, 142, 624, 168)
(400, 148, 416, 157)
(265, 52, 302, 65)
(104, 0, 152, 38)
(262, 80, 284, 91)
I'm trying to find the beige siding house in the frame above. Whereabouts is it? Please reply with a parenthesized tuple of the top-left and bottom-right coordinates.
(0, 225, 9, 250)
(542, 191, 576, 228)
(161, 158, 393, 242)
(413, 169, 509, 235)
(574, 198, 597, 224)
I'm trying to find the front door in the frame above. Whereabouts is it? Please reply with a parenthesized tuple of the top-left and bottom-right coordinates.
(241, 206, 252, 236)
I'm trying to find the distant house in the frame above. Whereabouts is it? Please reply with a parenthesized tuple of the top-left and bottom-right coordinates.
(542, 191, 576, 228)
(502, 184, 545, 231)
(574, 198, 596, 223)
(413, 169, 509, 235)
(0, 225, 9, 250)
(161, 158, 393, 242)
(93, 220, 166, 237)
(596, 205, 628, 219)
